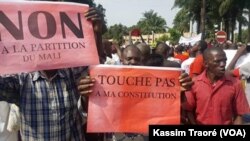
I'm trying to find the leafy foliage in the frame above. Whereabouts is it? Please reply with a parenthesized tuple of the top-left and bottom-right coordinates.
(137, 10, 167, 34)
(173, 8, 190, 33)
(155, 34, 170, 43)
(103, 24, 128, 45)
(167, 28, 182, 44)
(173, 0, 250, 41)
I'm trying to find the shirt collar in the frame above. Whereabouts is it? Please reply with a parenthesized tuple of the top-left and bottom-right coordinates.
(32, 70, 66, 81)
(196, 69, 230, 84)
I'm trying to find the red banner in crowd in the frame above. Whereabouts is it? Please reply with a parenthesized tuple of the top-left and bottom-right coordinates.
(0, 1, 99, 75)
(87, 65, 181, 134)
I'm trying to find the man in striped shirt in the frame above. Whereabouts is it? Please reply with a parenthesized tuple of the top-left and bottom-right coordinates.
(0, 1, 103, 140)
(0, 67, 94, 141)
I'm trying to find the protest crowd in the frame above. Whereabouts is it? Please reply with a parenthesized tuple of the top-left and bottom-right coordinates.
(0, 0, 250, 141)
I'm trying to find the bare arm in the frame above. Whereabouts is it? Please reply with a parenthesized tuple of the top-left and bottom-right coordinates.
(113, 43, 122, 61)
(85, 7, 105, 63)
(226, 45, 246, 71)
(233, 115, 243, 125)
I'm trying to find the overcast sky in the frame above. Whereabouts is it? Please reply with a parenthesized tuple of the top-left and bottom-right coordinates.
(94, 0, 180, 28)
(1, 0, 180, 28)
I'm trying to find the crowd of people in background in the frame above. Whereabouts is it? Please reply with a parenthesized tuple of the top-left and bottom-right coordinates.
(0, 0, 250, 141)
(103, 35, 250, 127)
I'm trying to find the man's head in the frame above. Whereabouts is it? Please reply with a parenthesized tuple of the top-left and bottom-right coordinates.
(203, 47, 227, 80)
(154, 42, 170, 59)
(122, 45, 142, 65)
(144, 53, 164, 67)
(175, 45, 184, 54)
(136, 43, 151, 65)
(102, 40, 112, 58)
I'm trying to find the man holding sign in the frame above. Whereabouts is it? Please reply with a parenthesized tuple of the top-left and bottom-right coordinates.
(0, 1, 103, 141)
(78, 45, 193, 141)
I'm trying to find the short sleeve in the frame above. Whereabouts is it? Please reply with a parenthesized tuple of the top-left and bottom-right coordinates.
(184, 90, 196, 111)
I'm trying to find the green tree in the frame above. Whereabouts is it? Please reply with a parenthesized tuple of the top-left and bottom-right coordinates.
(235, 28, 250, 43)
(246, 0, 250, 42)
(173, 0, 201, 33)
(103, 24, 128, 45)
(136, 10, 167, 35)
(168, 28, 182, 44)
(219, 0, 244, 41)
(155, 34, 170, 43)
(173, 0, 249, 41)
(173, 8, 190, 34)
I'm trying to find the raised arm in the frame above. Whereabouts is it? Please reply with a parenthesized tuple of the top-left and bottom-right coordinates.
(226, 44, 246, 71)
(85, 7, 106, 63)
